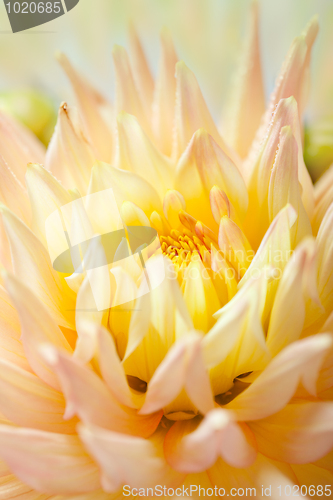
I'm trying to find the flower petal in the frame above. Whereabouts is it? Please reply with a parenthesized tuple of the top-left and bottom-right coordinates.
(173, 62, 238, 164)
(112, 45, 151, 137)
(129, 25, 154, 114)
(4, 273, 72, 390)
(226, 334, 332, 420)
(312, 163, 333, 235)
(0, 426, 100, 495)
(0, 205, 75, 328)
(78, 423, 177, 492)
(116, 112, 173, 198)
(152, 29, 178, 157)
(140, 332, 214, 417)
(249, 402, 333, 464)
(0, 155, 30, 224)
(0, 358, 77, 434)
(42, 346, 162, 438)
(164, 409, 256, 473)
(175, 129, 248, 228)
(45, 103, 97, 194)
(225, 0, 265, 158)
(57, 52, 113, 162)
(0, 111, 45, 184)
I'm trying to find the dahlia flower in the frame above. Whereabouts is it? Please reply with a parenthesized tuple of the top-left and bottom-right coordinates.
(0, 3, 333, 499)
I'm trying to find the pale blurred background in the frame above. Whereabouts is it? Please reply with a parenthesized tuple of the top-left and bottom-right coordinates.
(0, 0, 332, 175)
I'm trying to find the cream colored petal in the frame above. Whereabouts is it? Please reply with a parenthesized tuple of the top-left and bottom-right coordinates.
(112, 45, 151, 137)
(181, 255, 221, 332)
(0, 426, 100, 495)
(267, 238, 319, 355)
(0, 359, 77, 434)
(248, 17, 318, 167)
(121, 201, 150, 227)
(208, 453, 298, 498)
(218, 216, 253, 278)
(163, 190, 186, 230)
(175, 129, 248, 229)
(0, 205, 75, 329)
(42, 346, 162, 438)
(129, 26, 154, 114)
(4, 273, 72, 390)
(0, 284, 30, 371)
(26, 163, 71, 244)
(88, 161, 162, 219)
(78, 423, 166, 492)
(123, 259, 193, 382)
(45, 103, 97, 194)
(249, 402, 333, 464)
(268, 126, 312, 246)
(116, 112, 173, 198)
(57, 53, 113, 162)
(245, 98, 313, 248)
(225, 0, 265, 158)
(226, 334, 332, 421)
(0, 111, 45, 184)
(173, 62, 238, 164)
(164, 410, 256, 473)
(140, 332, 214, 416)
(0, 155, 30, 224)
(205, 273, 270, 396)
(153, 29, 178, 157)
(312, 163, 333, 235)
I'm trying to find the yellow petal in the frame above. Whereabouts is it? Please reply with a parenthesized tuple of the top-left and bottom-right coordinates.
(45, 103, 97, 194)
(173, 62, 238, 164)
(140, 332, 214, 417)
(57, 52, 113, 162)
(175, 129, 248, 229)
(226, 334, 332, 420)
(0, 110, 45, 184)
(121, 201, 150, 227)
(0, 426, 100, 495)
(268, 126, 312, 246)
(88, 161, 162, 219)
(267, 238, 319, 355)
(152, 29, 178, 157)
(225, 0, 265, 158)
(116, 112, 173, 197)
(112, 45, 151, 137)
(218, 216, 253, 278)
(0, 206, 75, 329)
(163, 190, 186, 230)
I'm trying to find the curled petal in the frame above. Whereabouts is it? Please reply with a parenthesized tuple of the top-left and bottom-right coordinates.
(57, 52, 113, 162)
(312, 163, 333, 235)
(116, 112, 173, 198)
(164, 409, 257, 473)
(0, 426, 100, 495)
(226, 334, 332, 420)
(174, 62, 238, 164)
(45, 103, 97, 194)
(0, 155, 30, 224)
(42, 346, 162, 438)
(175, 129, 248, 228)
(140, 332, 214, 416)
